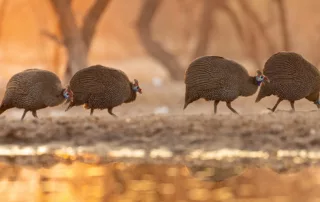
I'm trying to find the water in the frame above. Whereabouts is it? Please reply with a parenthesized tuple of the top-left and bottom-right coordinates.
(1, 160, 320, 202)
(0, 145, 320, 201)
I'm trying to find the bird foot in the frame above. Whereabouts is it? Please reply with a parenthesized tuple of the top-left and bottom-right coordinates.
(110, 113, 118, 118)
(267, 108, 275, 112)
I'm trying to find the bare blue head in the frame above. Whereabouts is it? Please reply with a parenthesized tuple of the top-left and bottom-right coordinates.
(132, 79, 142, 94)
(62, 87, 73, 102)
(255, 70, 270, 86)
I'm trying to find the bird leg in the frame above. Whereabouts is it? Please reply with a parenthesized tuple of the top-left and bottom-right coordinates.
(65, 103, 73, 112)
(32, 110, 38, 118)
(90, 108, 94, 116)
(21, 109, 28, 121)
(290, 101, 295, 112)
(214, 100, 220, 114)
(108, 108, 118, 118)
(226, 102, 239, 114)
(267, 98, 283, 112)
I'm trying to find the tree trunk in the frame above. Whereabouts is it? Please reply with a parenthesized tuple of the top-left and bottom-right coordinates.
(64, 41, 88, 80)
(238, 0, 276, 55)
(275, 0, 290, 50)
(192, 0, 215, 59)
(49, 0, 111, 81)
(136, 0, 184, 81)
(49, 0, 88, 81)
(82, 0, 111, 51)
(224, 1, 270, 70)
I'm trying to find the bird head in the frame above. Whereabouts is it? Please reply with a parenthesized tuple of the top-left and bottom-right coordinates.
(62, 87, 74, 102)
(255, 70, 270, 86)
(132, 79, 142, 94)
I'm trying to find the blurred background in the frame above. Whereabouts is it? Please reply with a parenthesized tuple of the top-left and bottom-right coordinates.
(1, 0, 320, 116)
(1, 0, 319, 83)
(2, 0, 320, 201)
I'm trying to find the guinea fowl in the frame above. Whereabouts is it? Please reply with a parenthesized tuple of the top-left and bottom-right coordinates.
(256, 51, 320, 112)
(64, 65, 142, 117)
(0, 69, 72, 120)
(184, 56, 269, 114)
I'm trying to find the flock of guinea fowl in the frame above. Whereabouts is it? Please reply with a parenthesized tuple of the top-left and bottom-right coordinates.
(0, 51, 319, 121)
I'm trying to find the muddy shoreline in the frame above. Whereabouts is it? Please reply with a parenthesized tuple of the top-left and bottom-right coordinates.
(0, 112, 320, 171)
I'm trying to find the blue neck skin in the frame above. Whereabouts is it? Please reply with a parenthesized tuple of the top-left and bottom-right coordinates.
(132, 86, 139, 92)
(256, 80, 263, 86)
(255, 76, 264, 86)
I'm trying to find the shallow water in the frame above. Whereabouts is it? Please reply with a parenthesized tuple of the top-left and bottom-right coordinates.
(1, 160, 320, 202)
(0, 145, 320, 201)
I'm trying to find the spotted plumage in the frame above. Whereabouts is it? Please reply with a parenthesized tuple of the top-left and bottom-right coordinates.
(184, 56, 269, 114)
(65, 65, 142, 116)
(0, 69, 70, 120)
(256, 51, 320, 112)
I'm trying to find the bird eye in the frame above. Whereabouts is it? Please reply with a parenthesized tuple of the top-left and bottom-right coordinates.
(63, 91, 69, 98)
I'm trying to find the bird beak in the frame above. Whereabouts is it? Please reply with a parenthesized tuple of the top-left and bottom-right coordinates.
(138, 88, 142, 94)
(264, 76, 270, 83)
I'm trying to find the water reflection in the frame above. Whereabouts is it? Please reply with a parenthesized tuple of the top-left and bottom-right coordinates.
(0, 162, 320, 202)
(2, 145, 320, 163)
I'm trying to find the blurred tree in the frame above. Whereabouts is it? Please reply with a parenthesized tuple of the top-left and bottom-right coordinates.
(136, 0, 291, 78)
(136, 0, 184, 80)
(44, 0, 112, 81)
(0, 0, 7, 43)
(238, 0, 276, 55)
(136, 0, 215, 81)
(221, 0, 283, 70)
(236, 1, 267, 69)
(177, 1, 196, 53)
(192, 0, 214, 59)
(208, 0, 267, 70)
(274, 0, 290, 50)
